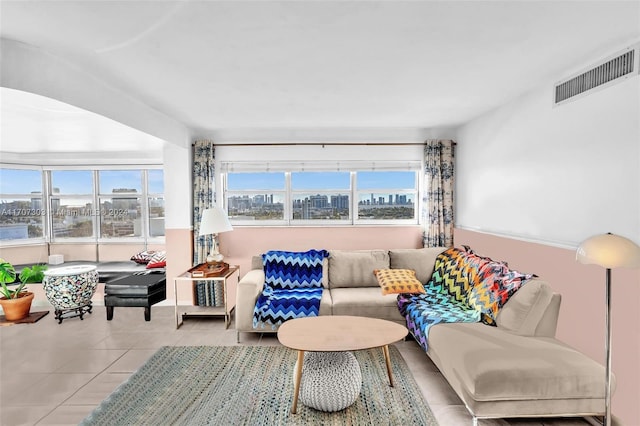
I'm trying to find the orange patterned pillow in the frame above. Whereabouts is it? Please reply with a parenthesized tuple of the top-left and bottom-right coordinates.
(374, 269, 425, 295)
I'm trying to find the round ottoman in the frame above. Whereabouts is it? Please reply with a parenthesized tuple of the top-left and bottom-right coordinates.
(43, 265, 99, 323)
(293, 351, 362, 412)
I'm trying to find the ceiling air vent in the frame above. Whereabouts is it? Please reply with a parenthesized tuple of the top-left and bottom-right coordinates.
(554, 44, 639, 105)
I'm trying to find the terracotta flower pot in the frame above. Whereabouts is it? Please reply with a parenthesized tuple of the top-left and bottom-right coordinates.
(0, 292, 34, 321)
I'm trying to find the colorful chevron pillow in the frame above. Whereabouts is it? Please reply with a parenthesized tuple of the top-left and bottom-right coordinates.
(262, 249, 329, 290)
(374, 269, 425, 295)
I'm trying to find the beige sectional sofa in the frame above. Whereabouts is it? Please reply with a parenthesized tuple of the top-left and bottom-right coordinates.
(235, 248, 608, 424)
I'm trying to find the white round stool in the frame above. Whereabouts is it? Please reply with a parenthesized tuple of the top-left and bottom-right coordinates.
(293, 351, 362, 412)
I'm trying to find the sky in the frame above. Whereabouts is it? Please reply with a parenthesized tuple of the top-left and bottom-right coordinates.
(1, 168, 412, 195)
(228, 171, 416, 191)
(0, 168, 164, 194)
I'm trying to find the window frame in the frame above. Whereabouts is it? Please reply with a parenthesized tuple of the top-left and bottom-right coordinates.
(0, 166, 47, 245)
(49, 169, 97, 242)
(290, 171, 352, 225)
(97, 169, 145, 241)
(0, 165, 165, 246)
(354, 171, 419, 226)
(224, 172, 288, 226)
(223, 166, 421, 226)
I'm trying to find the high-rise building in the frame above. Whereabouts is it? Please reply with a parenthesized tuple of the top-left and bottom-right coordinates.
(330, 195, 349, 210)
(302, 198, 311, 219)
(309, 194, 328, 208)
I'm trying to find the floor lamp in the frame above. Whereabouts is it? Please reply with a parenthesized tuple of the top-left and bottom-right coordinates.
(576, 233, 640, 426)
(198, 206, 233, 268)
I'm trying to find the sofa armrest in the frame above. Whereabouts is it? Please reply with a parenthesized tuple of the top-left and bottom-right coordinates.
(534, 293, 561, 337)
(235, 269, 265, 331)
(496, 278, 555, 336)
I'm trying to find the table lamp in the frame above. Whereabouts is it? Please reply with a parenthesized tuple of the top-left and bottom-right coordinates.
(198, 206, 233, 268)
(576, 232, 640, 426)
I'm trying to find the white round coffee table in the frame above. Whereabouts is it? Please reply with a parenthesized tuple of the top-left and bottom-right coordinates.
(277, 315, 408, 414)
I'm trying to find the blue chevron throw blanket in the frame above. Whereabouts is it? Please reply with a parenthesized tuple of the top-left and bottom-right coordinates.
(253, 249, 329, 330)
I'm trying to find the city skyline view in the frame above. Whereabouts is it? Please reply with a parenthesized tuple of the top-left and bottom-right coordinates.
(227, 170, 417, 221)
(0, 168, 164, 240)
(1, 168, 416, 239)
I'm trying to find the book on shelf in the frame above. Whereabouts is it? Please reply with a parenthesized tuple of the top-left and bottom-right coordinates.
(196, 282, 206, 306)
(194, 280, 226, 307)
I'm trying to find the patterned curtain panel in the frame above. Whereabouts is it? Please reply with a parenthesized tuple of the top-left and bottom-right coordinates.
(422, 140, 455, 248)
(193, 140, 216, 265)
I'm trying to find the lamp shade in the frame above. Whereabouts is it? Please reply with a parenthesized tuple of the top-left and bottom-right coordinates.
(576, 233, 640, 269)
(198, 206, 233, 236)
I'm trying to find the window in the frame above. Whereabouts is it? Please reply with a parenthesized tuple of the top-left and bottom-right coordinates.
(51, 170, 94, 239)
(356, 171, 417, 221)
(223, 167, 419, 225)
(291, 172, 350, 222)
(148, 170, 165, 237)
(99, 170, 143, 239)
(0, 168, 45, 242)
(226, 173, 286, 223)
(0, 166, 164, 245)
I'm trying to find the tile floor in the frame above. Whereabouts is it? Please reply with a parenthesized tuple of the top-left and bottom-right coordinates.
(0, 305, 603, 426)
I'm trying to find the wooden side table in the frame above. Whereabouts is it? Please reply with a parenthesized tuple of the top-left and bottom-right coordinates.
(173, 265, 239, 329)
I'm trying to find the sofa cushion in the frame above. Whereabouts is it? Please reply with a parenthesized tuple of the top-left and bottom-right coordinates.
(427, 322, 608, 402)
(374, 268, 425, 295)
(251, 255, 263, 270)
(496, 278, 554, 336)
(330, 287, 404, 323)
(328, 250, 389, 288)
(105, 273, 167, 296)
(389, 247, 446, 284)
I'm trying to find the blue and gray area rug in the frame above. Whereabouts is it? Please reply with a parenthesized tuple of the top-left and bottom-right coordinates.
(81, 345, 438, 425)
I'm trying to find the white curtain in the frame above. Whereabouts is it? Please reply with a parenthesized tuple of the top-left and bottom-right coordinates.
(422, 140, 455, 248)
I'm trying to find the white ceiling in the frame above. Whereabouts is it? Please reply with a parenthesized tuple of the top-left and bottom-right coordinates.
(1, 0, 639, 154)
(1, 88, 165, 154)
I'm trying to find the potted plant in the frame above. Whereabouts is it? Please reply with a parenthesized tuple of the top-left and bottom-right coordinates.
(0, 259, 47, 321)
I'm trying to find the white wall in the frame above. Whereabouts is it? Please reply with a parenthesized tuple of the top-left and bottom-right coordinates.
(1, 38, 189, 148)
(455, 51, 640, 424)
(163, 142, 192, 229)
(456, 74, 640, 247)
(215, 144, 425, 162)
